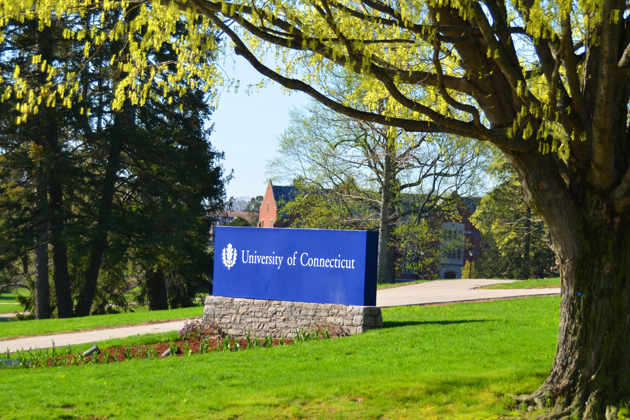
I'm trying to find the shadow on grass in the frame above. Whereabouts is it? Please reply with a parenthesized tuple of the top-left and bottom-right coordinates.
(383, 319, 488, 328)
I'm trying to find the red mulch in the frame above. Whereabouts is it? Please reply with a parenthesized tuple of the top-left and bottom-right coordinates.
(39, 337, 294, 367)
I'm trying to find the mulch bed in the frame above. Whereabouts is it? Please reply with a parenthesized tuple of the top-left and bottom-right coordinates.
(102, 337, 293, 362)
(36, 337, 295, 367)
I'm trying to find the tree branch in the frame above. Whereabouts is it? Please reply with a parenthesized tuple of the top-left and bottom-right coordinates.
(591, 0, 624, 189)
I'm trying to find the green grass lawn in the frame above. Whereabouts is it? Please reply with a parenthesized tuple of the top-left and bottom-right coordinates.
(480, 278, 561, 290)
(0, 296, 561, 419)
(377, 279, 428, 289)
(0, 304, 25, 314)
(0, 306, 203, 340)
(0, 290, 29, 303)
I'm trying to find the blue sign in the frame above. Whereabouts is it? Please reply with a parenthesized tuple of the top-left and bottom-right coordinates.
(213, 227, 378, 306)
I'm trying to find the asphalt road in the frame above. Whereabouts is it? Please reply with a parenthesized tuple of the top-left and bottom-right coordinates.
(1, 280, 560, 353)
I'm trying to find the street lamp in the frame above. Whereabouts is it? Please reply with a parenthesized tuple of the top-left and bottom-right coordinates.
(469, 251, 474, 279)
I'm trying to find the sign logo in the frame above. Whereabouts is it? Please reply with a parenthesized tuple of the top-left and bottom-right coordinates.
(222, 243, 237, 270)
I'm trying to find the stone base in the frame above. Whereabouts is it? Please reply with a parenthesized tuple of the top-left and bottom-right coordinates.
(203, 296, 382, 338)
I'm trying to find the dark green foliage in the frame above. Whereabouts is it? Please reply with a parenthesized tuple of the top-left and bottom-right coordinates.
(226, 216, 251, 227)
(245, 196, 263, 225)
(0, 12, 226, 316)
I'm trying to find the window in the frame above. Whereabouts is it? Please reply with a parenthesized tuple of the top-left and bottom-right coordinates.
(261, 220, 265, 227)
(402, 262, 415, 275)
(267, 202, 269, 213)
(441, 222, 465, 263)
(270, 220, 274, 227)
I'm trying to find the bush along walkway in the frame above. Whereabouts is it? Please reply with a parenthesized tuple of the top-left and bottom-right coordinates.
(1, 319, 337, 370)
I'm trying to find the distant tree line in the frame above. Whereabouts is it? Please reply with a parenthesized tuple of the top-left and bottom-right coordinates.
(0, 11, 226, 318)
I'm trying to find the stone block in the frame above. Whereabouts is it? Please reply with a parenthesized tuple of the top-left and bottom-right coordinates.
(363, 316, 376, 327)
(375, 316, 383, 328)
(353, 315, 364, 325)
(368, 307, 382, 316)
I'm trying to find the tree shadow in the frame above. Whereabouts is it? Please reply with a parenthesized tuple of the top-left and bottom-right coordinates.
(383, 319, 488, 329)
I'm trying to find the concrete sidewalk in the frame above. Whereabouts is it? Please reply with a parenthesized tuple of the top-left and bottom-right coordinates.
(377, 279, 560, 307)
(2, 320, 188, 353)
(2, 280, 560, 353)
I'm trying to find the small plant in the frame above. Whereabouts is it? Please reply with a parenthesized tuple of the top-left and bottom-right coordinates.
(294, 328, 317, 344)
(148, 346, 157, 359)
(16, 350, 30, 369)
(138, 345, 149, 360)
(199, 338, 210, 354)
(30, 349, 45, 368)
(279, 333, 286, 346)
(262, 335, 274, 348)
(168, 341, 179, 356)
(223, 336, 232, 352)
(87, 353, 99, 365)
(183, 341, 192, 356)
(71, 353, 81, 366)
(122, 345, 135, 361)
(103, 349, 112, 364)
(245, 331, 255, 349)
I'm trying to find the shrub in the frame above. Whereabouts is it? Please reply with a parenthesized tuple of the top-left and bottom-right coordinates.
(178, 317, 223, 341)
(314, 322, 348, 338)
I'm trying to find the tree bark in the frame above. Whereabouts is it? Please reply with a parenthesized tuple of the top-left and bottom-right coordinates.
(377, 149, 395, 284)
(523, 205, 531, 280)
(508, 152, 630, 416)
(147, 268, 169, 311)
(33, 180, 50, 319)
(541, 208, 630, 416)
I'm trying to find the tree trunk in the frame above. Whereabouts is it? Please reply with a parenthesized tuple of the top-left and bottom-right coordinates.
(33, 180, 50, 319)
(510, 152, 630, 416)
(35, 22, 73, 318)
(377, 150, 395, 284)
(48, 177, 73, 318)
(75, 118, 124, 317)
(539, 208, 630, 417)
(523, 205, 531, 280)
(147, 268, 169, 311)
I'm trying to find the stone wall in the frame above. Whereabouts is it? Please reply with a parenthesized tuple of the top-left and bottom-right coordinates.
(204, 296, 382, 338)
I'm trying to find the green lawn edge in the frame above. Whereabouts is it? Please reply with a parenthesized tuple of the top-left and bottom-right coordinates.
(0, 305, 204, 340)
(479, 278, 561, 290)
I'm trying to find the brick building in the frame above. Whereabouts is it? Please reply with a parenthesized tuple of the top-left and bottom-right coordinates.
(257, 182, 297, 228)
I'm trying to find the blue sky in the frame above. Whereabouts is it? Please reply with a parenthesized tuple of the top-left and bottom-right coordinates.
(210, 55, 309, 199)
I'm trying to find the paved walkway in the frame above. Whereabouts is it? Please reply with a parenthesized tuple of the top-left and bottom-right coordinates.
(377, 279, 560, 307)
(2, 320, 188, 353)
(2, 280, 560, 352)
